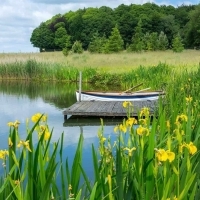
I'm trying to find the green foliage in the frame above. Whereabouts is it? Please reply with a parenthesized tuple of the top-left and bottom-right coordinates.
(30, 3, 199, 51)
(30, 23, 55, 51)
(54, 22, 66, 30)
(172, 33, 184, 52)
(54, 27, 69, 49)
(62, 48, 69, 56)
(1, 90, 200, 199)
(158, 31, 169, 50)
(88, 32, 107, 53)
(150, 32, 159, 51)
(104, 25, 124, 53)
(72, 41, 84, 54)
(128, 19, 144, 52)
(185, 5, 200, 48)
(160, 15, 179, 46)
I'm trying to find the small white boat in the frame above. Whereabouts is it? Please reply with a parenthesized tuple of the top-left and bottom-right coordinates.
(76, 89, 165, 101)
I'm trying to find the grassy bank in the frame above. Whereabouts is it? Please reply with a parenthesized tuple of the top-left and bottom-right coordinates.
(0, 50, 199, 73)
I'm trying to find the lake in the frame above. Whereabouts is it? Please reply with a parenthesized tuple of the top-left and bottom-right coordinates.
(0, 80, 120, 179)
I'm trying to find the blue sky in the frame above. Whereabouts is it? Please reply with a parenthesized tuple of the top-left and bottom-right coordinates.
(0, 0, 199, 53)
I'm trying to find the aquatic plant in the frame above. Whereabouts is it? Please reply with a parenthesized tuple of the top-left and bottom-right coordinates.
(0, 95, 200, 199)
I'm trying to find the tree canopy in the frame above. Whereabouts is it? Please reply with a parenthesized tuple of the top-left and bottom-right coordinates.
(30, 3, 199, 52)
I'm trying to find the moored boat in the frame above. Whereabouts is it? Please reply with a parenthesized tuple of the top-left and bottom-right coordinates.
(76, 90, 165, 101)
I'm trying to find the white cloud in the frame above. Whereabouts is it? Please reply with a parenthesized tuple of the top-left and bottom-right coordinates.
(0, 0, 198, 53)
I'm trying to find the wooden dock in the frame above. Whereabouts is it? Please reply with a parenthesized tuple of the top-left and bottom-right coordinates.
(63, 100, 158, 118)
(63, 116, 124, 127)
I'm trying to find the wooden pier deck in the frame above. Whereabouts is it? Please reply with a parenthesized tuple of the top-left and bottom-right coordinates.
(63, 100, 158, 118)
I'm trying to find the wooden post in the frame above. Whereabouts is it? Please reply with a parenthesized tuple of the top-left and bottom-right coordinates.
(79, 71, 82, 102)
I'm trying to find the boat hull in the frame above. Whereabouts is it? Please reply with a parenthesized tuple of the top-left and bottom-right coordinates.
(76, 91, 164, 101)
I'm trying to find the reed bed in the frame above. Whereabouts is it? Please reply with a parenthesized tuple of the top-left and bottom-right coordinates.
(0, 60, 194, 92)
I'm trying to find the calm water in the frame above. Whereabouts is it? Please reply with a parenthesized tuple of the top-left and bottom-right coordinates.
(0, 81, 119, 178)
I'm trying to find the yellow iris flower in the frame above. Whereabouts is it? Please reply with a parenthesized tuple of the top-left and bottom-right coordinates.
(136, 126, 149, 136)
(114, 124, 127, 133)
(185, 95, 192, 103)
(31, 113, 47, 123)
(139, 118, 147, 126)
(176, 114, 188, 124)
(124, 147, 136, 156)
(155, 149, 175, 162)
(166, 150, 175, 162)
(0, 150, 9, 160)
(7, 120, 20, 128)
(180, 142, 197, 155)
(139, 107, 150, 117)
(122, 101, 132, 108)
(155, 149, 168, 162)
(38, 125, 51, 141)
(44, 131, 50, 141)
(126, 117, 137, 126)
(17, 140, 32, 152)
(119, 124, 127, 133)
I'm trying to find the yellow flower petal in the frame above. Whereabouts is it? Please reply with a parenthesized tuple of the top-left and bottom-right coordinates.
(17, 140, 32, 152)
(136, 126, 149, 136)
(44, 131, 50, 141)
(166, 150, 175, 162)
(119, 124, 127, 133)
(7, 122, 14, 127)
(0, 150, 9, 160)
(188, 142, 197, 155)
(156, 149, 168, 162)
(185, 96, 192, 103)
(123, 101, 128, 108)
(122, 101, 132, 108)
(126, 117, 137, 126)
(114, 125, 119, 133)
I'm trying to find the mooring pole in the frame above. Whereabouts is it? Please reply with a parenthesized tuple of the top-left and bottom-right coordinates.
(79, 71, 82, 102)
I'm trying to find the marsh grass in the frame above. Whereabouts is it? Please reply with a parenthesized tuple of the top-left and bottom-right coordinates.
(0, 50, 200, 73)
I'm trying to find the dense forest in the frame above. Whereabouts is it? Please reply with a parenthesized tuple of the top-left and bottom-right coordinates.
(30, 3, 200, 53)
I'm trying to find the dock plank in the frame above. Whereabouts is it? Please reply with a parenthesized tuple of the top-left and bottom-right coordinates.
(63, 100, 158, 117)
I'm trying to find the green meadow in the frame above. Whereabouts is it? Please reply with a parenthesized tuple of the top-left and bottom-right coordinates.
(1, 50, 200, 199)
(0, 50, 199, 73)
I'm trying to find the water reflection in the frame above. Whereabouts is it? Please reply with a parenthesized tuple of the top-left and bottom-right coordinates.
(0, 80, 120, 177)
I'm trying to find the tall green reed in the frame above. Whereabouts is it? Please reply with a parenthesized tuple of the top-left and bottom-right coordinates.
(84, 97, 200, 199)
(1, 80, 200, 199)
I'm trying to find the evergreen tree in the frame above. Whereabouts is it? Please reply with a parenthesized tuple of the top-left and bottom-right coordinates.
(158, 31, 169, 50)
(104, 25, 124, 53)
(143, 32, 151, 51)
(128, 19, 144, 52)
(62, 35, 72, 56)
(172, 33, 184, 52)
(88, 32, 107, 53)
(149, 32, 159, 51)
(71, 41, 83, 53)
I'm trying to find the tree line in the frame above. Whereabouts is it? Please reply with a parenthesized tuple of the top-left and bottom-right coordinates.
(30, 3, 200, 53)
